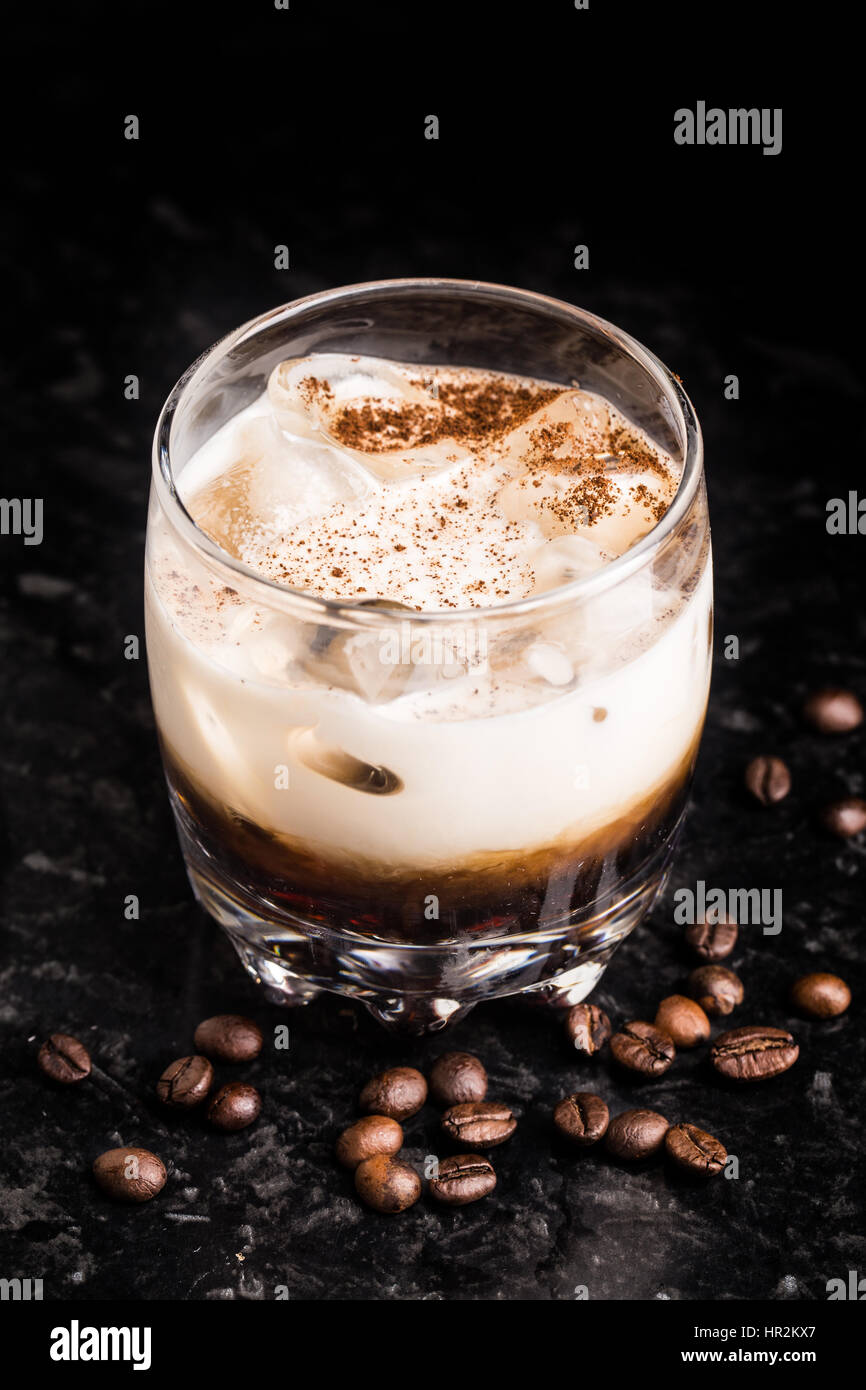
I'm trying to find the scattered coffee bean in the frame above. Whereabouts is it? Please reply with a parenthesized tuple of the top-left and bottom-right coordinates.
(804, 687, 863, 734)
(156, 1055, 213, 1108)
(441, 1101, 516, 1149)
(553, 1092, 609, 1147)
(429, 1155, 497, 1206)
(208, 1082, 261, 1132)
(790, 972, 851, 1019)
(821, 797, 866, 839)
(665, 1123, 727, 1176)
(604, 1109, 669, 1161)
(428, 1052, 488, 1107)
(37, 1033, 91, 1084)
(609, 1021, 675, 1076)
(744, 755, 791, 805)
(193, 1014, 263, 1063)
(688, 965, 744, 1017)
(335, 1114, 403, 1170)
(359, 1066, 427, 1120)
(354, 1154, 421, 1213)
(92, 1147, 166, 1203)
(654, 995, 711, 1049)
(710, 1025, 799, 1082)
(685, 915, 738, 962)
(564, 1003, 612, 1055)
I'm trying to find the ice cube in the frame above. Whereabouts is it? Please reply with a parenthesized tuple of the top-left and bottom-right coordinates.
(582, 566, 656, 641)
(497, 387, 611, 465)
(180, 686, 259, 814)
(297, 606, 484, 704)
(268, 354, 472, 481)
(188, 415, 371, 560)
(218, 607, 302, 681)
(268, 354, 433, 431)
(288, 728, 402, 794)
(247, 618, 303, 681)
(336, 629, 415, 703)
(524, 642, 574, 687)
(240, 416, 371, 523)
(528, 534, 610, 594)
(295, 620, 414, 703)
(497, 472, 585, 538)
(582, 471, 672, 554)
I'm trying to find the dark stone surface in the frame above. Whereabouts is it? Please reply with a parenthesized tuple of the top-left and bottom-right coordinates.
(1, 3, 863, 1301)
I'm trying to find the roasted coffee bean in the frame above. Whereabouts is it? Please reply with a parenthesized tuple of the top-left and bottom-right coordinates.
(790, 972, 851, 1019)
(156, 1055, 213, 1108)
(665, 1123, 727, 1176)
(564, 1003, 612, 1055)
(335, 1115, 403, 1170)
(193, 1014, 263, 1063)
(710, 1025, 799, 1082)
(428, 1052, 488, 1107)
(604, 1109, 669, 1161)
(744, 755, 791, 805)
(553, 1092, 609, 1147)
(688, 965, 744, 1017)
(208, 1082, 261, 1132)
(441, 1101, 516, 1149)
(821, 797, 866, 838)
(804, 688, 863, 734)
(429, 1155, 497, 1206)
(685, 915, 738, 962)
(359, 1066, 427, 1120)
(93, 1147, 166, 1203)
(654, 995, 711, 1049)
(354, 1154, 421, 1213)
(37, 1033, 91, 1084)
(609, 1021, 675, 1076)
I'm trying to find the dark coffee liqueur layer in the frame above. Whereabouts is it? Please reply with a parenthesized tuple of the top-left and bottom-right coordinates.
(162, 734, 699, 945)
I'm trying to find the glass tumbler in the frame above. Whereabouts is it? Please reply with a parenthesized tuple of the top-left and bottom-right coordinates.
(145, 279, 711, 1032)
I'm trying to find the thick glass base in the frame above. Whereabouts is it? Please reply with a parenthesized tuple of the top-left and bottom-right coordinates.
(179, 811, 682, 1034)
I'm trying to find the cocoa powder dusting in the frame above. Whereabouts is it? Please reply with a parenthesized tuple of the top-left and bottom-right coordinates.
(330, 379, 562, 453)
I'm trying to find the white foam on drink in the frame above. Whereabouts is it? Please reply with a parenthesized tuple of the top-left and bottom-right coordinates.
(178, 356, 678, 612)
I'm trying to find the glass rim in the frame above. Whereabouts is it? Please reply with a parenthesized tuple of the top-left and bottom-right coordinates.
(152, 276, 704, 625)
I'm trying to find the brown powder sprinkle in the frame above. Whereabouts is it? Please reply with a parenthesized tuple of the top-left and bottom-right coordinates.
(609, 426, 672, 482)
(329, 378, 562, 454)
(543, 474, 618, 527)
(298, 375, 334, 406)
(631, 482, 670, 523)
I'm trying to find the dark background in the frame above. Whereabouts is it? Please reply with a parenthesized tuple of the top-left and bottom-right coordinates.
(1, 1, 864, 1302)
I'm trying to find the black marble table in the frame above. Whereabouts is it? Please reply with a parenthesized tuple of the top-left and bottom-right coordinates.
(1, 2, 863, 1304)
